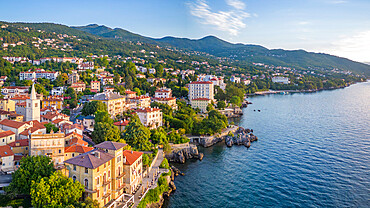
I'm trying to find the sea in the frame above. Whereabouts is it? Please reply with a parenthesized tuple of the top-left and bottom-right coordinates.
(166, 81, 370, 208)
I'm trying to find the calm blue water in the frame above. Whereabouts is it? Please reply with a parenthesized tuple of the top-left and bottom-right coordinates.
(167, 82, 370, 208)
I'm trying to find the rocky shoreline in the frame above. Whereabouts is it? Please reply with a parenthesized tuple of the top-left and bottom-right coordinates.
(225, 127, 258, 148)
(165, 144, 204, 164)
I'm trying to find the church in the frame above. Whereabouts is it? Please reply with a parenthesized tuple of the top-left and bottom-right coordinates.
(25, 84, 40, 121)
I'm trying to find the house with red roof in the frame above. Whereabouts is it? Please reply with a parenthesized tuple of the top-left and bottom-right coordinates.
(8, 139, 29, 155)
(0, 145, 14, 173)
(0, 130, 15, 146)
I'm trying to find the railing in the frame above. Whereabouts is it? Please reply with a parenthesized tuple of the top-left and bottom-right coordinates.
(103, 179, 111, 186)
(116, 172, 126, 179)
(103, 191, 111, 199)
(84, 188, 97, 193)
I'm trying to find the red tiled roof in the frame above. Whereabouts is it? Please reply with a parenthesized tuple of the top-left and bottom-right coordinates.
(153, 97, 176, 101)
(113, 120, 130, 126)
(125, 90, 136, 94)
(192, 98, 211, 101)
(66, 132, 83, 139)
(189, 81, 213, 84)
(52, 119, 65, 124)
(0, 119, 27, 129)
(16, 102, 26, 107)
(0, 130, 15, 138)
(8, 139, 29, 147)
(69, 137, 87, 146)
(135, 108, 161, 113)
(65, 145, 93, 154)
(123, 150, 143, 165)
(11, 95, 30, 100)
(0, 145, 14, 157)
(130, 95, 150, 100)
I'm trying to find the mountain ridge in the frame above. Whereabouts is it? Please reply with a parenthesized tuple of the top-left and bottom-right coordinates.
(1, 21, 369, 76)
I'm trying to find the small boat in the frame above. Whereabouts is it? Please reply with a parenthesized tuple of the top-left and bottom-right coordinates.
(258, 110, 261, 112)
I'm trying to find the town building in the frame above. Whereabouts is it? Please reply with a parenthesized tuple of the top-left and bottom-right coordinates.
(71, 82, 86, 93)
(272, 76, 290, 84)
(188, 81, 214, 101)
(64, 141, 143, 207)
(68, 71, 80, 85)
(42, 96, 63, 110)
(113, 120, 130, 131)
(1, 86, 29, 97)
(8, 138, 29, 156)
(90, 92, 126, 116)
(0, 119, 31, 139)
(135, 107, 162, 129)
(0, 145, 14, 173)
(75, 115, 95, 130)
(125, 91, 137, 99)
(152, 97, 178, 110)
(19, 69, 59, 81)
(0, 130, 16, 146)
(101, 77, 114, 86)
(64, 145, 94, 161)
(51, 87, 65, 96)
(77, 62, 94, 71)
(129, 96, 151, 108)
(0, 98, 15, 111)
(190, 98, 212, 113)
(91, 81, 101, 92)
(230, 76, 241, 83)
(29, 132, 66, 168)
(154, 88, 172, 99)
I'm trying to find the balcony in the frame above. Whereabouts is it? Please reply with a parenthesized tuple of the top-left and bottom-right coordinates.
(85, 188, 97, 193)
(117, 183, 126, 190)
(102, 191, 111, 199)
(103, 179, 111, 186)
(116, 172, 126, 179)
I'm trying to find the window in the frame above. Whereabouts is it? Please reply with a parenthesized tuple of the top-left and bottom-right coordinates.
(73, 165, 76, 171)
(84, 179, 88, 188)
(85, 168, 88, 174)
(72, 175, 76, 182)
(97, 177, 99, 185)
(72, 153, 75, 157)
(59, 149, 61, 154)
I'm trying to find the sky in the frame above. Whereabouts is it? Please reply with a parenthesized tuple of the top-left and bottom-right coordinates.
(1, 0, 370, 62)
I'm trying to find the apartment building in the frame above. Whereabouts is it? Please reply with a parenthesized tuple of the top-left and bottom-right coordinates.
(188, 81, 214, 101)
(64, 141, 143, 207)
(190, 98, 212, 113)
(154, 88, 172, 99)
(91, 92, 126, 116)
(129, 96, 150, 108)
(68, 71, 80, 85)
(135, 107, 162, 129)
(91, 81, 101, 92)
(29, 132, 66, 167)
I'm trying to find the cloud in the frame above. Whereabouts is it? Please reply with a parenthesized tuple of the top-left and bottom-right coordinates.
(188, 0, 250, 36)
(298, 21, 310, 25)
(328, 30, 370, 62)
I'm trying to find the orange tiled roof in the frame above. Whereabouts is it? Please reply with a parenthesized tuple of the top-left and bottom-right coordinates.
(0, 119, 27, 129)
(65, 145, 93, 154)
(0, 130, 15, 138)
(8, 139, 29, 147)
(123, 150, 143, 165)
(0, 145, 14, 157)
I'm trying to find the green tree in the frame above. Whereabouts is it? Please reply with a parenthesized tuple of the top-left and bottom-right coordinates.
(81, 101, 107, 116)
(217, 100, 226, 109)
(155, 64, 163, 77)
(7, 156, 55, 195)
(230, 96, 241, 107)
(30, 172, 84, 208)
(92, 122, 121, 144)
(125, 75, 133, 90)
(150, 127, 167, 145)
(44, 123, 59, 133)
(95, 111, 113, 124)
(122, 116, 152, 151)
